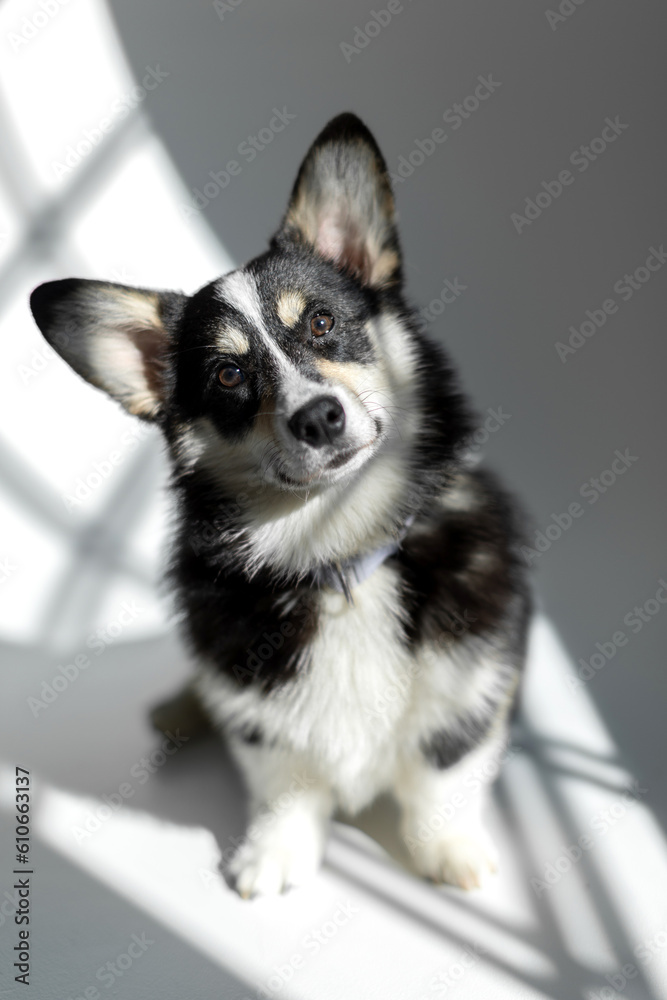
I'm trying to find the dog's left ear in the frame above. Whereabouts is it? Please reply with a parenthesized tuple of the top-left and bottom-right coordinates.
(277, 113, 402, 290)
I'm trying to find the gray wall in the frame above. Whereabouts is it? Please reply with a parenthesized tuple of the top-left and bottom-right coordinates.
(108, 0, 667, 816)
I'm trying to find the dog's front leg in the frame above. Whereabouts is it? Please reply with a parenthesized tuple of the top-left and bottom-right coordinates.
(394, 733, 505, 890)
(226, 739, 333, 898)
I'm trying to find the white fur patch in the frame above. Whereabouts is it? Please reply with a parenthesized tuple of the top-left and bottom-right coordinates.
(216, 271, 290, 373)
(239, 445, 408, 576)
(394, 733, 506, 888)
(216, 271, 265, 335)
(196, 562, 518, 820)
(196, 564, 412, 813)
(224, 744, 333, 896)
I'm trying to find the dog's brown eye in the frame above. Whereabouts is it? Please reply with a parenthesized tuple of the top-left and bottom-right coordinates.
(311, 313, 334, 337)
(218, 365, 245, 388)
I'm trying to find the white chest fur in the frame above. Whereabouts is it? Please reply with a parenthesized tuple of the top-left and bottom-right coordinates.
(196, 565, 417, 811)
(195, 562, 517, 816)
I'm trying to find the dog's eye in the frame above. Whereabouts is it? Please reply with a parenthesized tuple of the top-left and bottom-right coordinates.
(218, 365, 245, 388)
(311, 313, 335, 337)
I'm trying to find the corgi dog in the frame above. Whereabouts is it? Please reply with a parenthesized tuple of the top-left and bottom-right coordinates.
(30, 113, 531, 896)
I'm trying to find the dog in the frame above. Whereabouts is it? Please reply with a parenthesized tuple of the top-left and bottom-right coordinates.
(30, 112, 531, 896)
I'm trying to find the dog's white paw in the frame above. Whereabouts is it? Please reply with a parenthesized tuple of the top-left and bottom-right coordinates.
(228, 823, 324, 898)
(411, 830, 499, 890)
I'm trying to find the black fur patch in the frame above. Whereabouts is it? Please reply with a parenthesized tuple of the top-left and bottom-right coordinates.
(420, 713, 495, 770)
(230, 723, 264, 745)
(397, 468, 532, 663)
(169, 491, 320, 691)
(397, 467, 531, 770)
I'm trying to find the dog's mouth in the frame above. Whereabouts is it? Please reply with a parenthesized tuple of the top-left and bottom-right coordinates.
(325, 444, 367, 470)
(274, 437, 377, 488)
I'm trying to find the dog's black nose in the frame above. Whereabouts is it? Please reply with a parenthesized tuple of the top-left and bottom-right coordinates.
(288, 395, 346, 448)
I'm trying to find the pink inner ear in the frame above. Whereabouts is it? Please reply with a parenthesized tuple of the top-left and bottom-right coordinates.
(315, 212, 349, 264)
(315, 211, 369, 280)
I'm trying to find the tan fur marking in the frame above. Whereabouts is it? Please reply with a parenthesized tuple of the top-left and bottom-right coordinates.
(370, 248, 400, 287)
(315, 358, 373, 396)
(276, 290, 306, 329)
(87, 289, 166, 419)
(254, 391, 277, 438)
(97, 288, 161, 328)
(249, 394, 282, 475)
(217, 327, 250, 355)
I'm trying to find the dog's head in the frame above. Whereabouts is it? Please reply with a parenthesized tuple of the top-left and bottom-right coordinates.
(31, 114, 420, 500)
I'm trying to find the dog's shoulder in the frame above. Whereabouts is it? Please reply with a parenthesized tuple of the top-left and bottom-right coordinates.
(396, 465, 532, 658)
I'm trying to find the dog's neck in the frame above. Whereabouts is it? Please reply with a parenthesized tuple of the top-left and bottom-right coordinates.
(306, 513, 415, 600)
(175, 455, 428, 590)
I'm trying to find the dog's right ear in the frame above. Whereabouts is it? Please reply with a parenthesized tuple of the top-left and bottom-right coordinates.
(30, 278, 186, 421)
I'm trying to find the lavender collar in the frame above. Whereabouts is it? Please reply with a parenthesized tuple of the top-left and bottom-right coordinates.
(309, 516, 414, 601)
